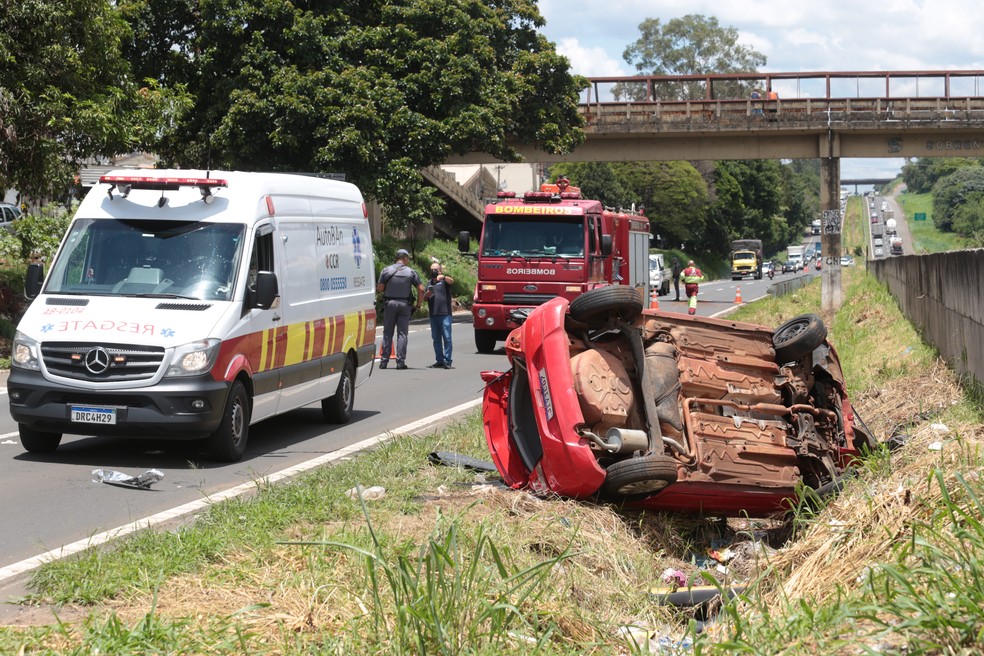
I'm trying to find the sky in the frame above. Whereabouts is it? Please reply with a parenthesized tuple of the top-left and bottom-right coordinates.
(537, 0, 984, 181)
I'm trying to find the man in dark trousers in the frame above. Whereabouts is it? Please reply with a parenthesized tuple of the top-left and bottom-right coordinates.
(376, 248, 425, 369)
(671, 257, 683, 301)
(424, 261, 455, 369)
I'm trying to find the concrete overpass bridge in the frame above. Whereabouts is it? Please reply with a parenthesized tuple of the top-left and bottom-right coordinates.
(445, 69, 984, 310)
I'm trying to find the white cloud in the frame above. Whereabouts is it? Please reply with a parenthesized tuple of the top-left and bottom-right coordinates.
(555, 38, 629, 77)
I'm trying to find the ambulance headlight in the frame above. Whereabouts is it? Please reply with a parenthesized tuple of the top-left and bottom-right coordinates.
(166, 338, 221, 377)
(11, 332, 40, 370)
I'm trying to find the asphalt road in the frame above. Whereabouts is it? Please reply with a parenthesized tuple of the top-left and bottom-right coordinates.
(0, 268, 817, 594)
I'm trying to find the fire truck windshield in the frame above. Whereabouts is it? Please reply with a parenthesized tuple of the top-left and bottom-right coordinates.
(480, 217, 585, 257)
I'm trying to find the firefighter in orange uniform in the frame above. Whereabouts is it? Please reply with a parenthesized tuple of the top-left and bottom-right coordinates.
(679, 260, 705, 315)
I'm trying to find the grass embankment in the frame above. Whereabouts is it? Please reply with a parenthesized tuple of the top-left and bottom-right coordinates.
(2, 269, 983, 653)
(896, 191, 971, 253)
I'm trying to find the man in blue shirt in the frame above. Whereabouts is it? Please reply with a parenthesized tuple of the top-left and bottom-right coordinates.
(424, 261, 455, 369)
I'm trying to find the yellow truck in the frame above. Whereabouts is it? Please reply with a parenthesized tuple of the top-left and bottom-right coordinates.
(731, 239, 763, 280)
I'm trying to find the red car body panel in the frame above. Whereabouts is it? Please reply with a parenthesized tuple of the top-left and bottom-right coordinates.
(481, 295, 868, 517)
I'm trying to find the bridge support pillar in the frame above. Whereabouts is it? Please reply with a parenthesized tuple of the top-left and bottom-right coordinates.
(820, 157, 842, 312)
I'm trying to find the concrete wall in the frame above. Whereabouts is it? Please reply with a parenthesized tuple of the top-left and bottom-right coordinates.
(871, 249, 984, 393)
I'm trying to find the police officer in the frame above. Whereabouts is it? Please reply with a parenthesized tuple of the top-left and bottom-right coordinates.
(376, 249, 425, 369)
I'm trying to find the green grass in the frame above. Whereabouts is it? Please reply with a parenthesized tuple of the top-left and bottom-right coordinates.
(896, 191, 971, 253)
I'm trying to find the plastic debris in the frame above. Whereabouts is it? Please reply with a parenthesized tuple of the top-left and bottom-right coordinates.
(930, 422, 949, 433)
(928, 441, 944, 451)
(661, 568, 689, 588)
(91, 468, 164, 490)
(427, 451, 497, 472)
(344, 485, 386, 501)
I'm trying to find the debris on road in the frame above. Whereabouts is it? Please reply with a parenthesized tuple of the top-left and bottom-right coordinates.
(344, 485, 386, 501)
(427, 451, 497, 472)
(91, 468, 164, 490)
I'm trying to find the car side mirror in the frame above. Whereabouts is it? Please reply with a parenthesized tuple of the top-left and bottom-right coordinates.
(25, 262, 44, 299)
(251, 271, 279, 309)
(457, 231, 470, 253)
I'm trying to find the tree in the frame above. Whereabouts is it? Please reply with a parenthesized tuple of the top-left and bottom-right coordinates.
(621, 161, 709, 247)
(124, 0, 585, 232)
(902, 157, 982, 194)
(621, 14, 765, 100)
(932, 166, 984, 232)
(0, 0, 189, 199)
(546, 162, 638, 210)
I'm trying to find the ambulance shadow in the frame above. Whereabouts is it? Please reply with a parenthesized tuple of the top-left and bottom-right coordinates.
(13, 408, 380, 470)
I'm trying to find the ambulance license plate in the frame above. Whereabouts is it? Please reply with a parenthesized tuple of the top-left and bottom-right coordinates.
(71, 406, 117, 425)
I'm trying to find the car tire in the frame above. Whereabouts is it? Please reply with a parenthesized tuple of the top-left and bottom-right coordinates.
(601, 454, 678, 502)
(207, 380, 250, 462)
(322, 356, 355, 423)
(475, 330, 497, 354)
(773, 314, 827, 363)
(568, 286, 643, 329)
(19, 425, 62, 453)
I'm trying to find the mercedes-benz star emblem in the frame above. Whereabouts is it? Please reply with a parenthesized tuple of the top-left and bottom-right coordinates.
(84, 347, 111, 374)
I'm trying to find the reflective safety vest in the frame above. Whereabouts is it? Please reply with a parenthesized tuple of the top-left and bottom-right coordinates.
(680, 267, 705, 284)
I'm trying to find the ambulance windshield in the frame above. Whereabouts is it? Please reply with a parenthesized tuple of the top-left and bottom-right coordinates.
(45, 219, 246, 301)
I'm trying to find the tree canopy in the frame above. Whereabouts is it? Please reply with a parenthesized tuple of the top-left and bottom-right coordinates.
(0, 0, 188, 198)
(121, 0, 585, 229)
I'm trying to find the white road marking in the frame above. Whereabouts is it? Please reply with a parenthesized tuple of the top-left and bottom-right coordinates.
(0, 397, 482, 584)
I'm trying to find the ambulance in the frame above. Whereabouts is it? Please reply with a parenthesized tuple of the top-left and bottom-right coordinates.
(8, 170, 377, 461)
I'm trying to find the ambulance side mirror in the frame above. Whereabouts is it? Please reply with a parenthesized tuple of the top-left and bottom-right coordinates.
(25, 262, 44, 300)
(251, 271, 279, 310)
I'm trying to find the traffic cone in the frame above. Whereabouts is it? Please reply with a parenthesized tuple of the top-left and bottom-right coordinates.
(377, 342, 394, 360)
(649, 287, 660, 310)
(735, 286, 743, 304)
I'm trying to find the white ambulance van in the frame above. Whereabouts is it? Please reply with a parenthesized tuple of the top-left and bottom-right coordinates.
(8, 170, 377, 461)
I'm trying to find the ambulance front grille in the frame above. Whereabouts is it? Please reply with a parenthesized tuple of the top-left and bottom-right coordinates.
(40, 342, 166, 382)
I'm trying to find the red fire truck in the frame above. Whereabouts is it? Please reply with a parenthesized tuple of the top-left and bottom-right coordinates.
(458, 178, 652, 353)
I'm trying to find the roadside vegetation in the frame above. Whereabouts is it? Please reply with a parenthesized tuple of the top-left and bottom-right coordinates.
(896, 191, 971, 253)
(2, 259, 981, 654)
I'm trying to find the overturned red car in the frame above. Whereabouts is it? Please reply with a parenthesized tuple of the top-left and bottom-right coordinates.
(481, 286, 873, 516)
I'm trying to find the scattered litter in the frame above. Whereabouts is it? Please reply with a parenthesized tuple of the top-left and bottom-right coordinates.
(435, 485, 448, 496)
(474, 473, 487, 484)
(928, 441, 944, 451)
(707, 548, 737, 563)
(427, 451, 497, 472)
(930, 422, 949, 433)
(91, 468, 164, 490)
(661, 568, 689, 588)
(344, 485, 386, 501)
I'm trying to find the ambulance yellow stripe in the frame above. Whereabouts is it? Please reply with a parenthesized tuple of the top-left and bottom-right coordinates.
(284, 321, 308, 366)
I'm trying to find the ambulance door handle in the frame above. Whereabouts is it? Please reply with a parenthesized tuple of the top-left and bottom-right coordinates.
(272, 313, 281, 322)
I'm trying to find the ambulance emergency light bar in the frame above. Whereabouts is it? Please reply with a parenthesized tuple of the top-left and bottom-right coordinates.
(100, 175, 228, 204)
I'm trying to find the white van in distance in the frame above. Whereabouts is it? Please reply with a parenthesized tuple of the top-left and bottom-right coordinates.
(8, 170, 376, 461)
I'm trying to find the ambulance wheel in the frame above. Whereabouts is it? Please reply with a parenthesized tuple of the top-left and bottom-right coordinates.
(475, 330, 497, 354)
(602, 454, 677, 502)
(208, 380, 250, 462)
(569, 286, 643, 329)
(19, 425, 62, 453)
(323, 357, 355, 423)
(773, 314, 827, 363)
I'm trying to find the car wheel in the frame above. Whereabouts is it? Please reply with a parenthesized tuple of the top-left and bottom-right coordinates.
(568, 286, 643, 329)
(475, 330, 497, 354)
(773, 314, 827, 363)
(322, 356, 355, 423)
(207, 380, 250, 462)
(601, 454, 678, 502)
(19, 425, 62, 453)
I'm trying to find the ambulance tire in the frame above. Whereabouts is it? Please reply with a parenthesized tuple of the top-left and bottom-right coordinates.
(569, 286, 643, 329)
(207, 380, 250, 462)
(323, 357, 355, 423)
(19, 425, 62, 453)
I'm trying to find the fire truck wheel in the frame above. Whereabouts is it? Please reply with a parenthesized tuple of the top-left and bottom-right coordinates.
(773, 314, 827, 363)
(322, 356, 355, 423)
(475, 330, 497, 354)
(568, 286, 643, 329)
(602, 454, 678, 502)
(19, 425, 63, 453)
(207, 379, 250, 462)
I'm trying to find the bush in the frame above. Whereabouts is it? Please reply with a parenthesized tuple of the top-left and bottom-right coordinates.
(13, 203, 73, 262)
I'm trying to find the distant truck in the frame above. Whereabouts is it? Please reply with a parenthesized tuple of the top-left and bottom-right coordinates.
(890, 236, 904, 255)
(872, 222, 885, 238)
(885, 218, 898, 236)
(731, 239, 763, 280)
(787, 245, 805, 270)
(811, 219, 821, 235)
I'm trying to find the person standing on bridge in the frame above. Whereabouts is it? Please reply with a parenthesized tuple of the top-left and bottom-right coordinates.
(377, 248, 425, 370)
(680, 259, 705, 315)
